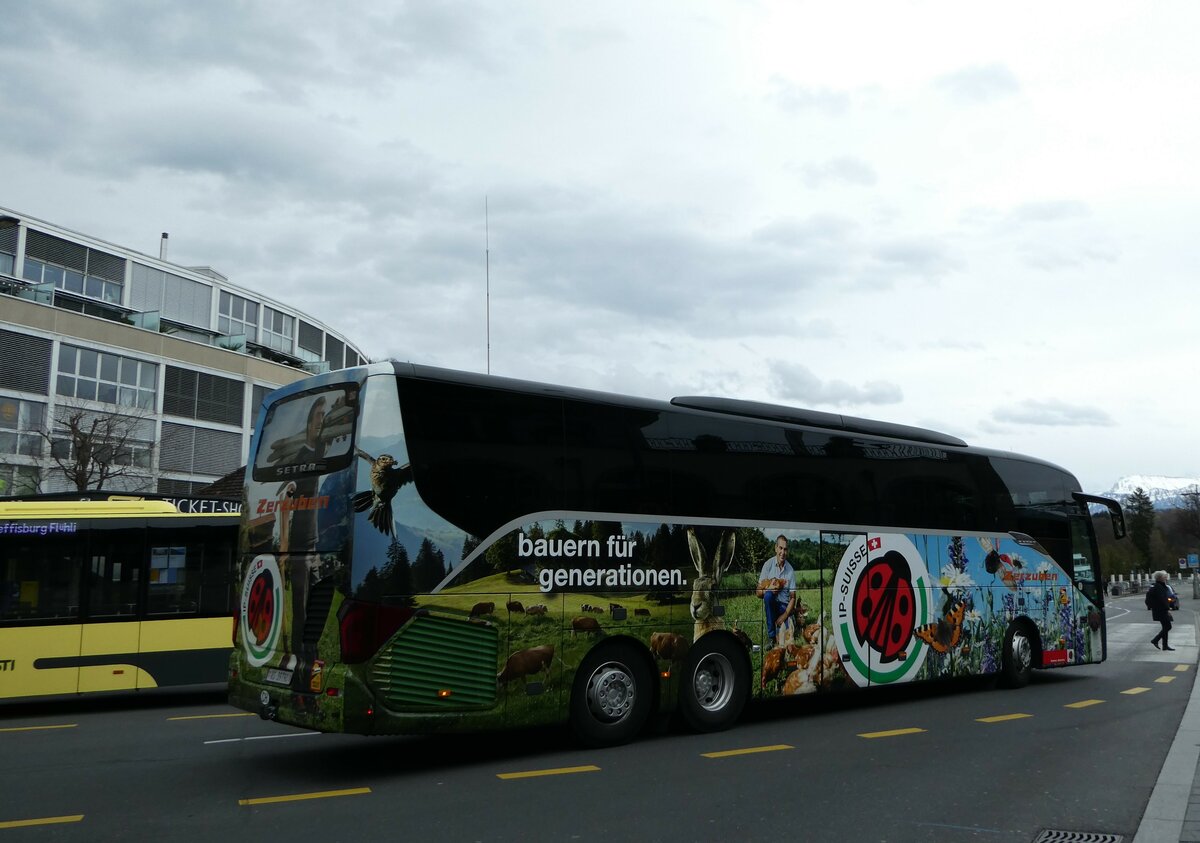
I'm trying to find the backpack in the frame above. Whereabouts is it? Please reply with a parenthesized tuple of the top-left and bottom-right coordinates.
(1145, 589, 1154, 610)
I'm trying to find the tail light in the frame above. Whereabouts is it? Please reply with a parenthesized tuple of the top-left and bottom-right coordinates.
(337, 599, 414, 664)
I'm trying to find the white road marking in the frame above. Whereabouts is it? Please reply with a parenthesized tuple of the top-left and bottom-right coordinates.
(205, 732, 321, 745)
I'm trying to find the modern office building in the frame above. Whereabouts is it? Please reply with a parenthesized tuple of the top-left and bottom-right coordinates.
(0, 205, 368, 497)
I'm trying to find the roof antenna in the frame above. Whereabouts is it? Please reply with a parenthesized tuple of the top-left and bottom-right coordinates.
(485, 197, 490, 375)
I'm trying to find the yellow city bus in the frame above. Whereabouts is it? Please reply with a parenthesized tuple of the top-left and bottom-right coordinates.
(0, 500, 237, 700)
(229, 363, 1126, 746)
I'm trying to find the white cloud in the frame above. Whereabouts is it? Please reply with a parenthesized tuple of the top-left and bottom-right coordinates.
(991, 400, 1116, 428)
(768, 361, 903, 408)
(934, 63, 1021, 103)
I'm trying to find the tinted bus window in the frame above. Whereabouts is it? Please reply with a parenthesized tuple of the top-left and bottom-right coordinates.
(869, 444, 980, 531)
(85, 521, 144, 618)
(779, 431, 874, 525)
(145, 522, 236, 616)
(563, 400, 670, 515)
(0, 532, 82, 621)
(990, 456, 1080, 568)
(401, 378, 565, 536)
(665, 414, 806, 521)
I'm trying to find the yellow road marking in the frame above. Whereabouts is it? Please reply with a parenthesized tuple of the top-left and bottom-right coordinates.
(1156, 676, 1176, 684)
(0, 815, 84, 829)
(1122, 687, 1151, 695)
(701, 744, 793, 758)
(1065, 699, 1105, 709)
(238, 787, 370, 806)
(1176, 665, 1190, 672)
(168, 713, 256, 721)
(858, 728, 925, 739)
(496, 765, 600, 780)
(0, 723, 77, 733)
(977, 713, 1033, 723)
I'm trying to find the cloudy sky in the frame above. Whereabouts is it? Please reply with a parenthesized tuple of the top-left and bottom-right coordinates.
(2, 2, 1197, 493)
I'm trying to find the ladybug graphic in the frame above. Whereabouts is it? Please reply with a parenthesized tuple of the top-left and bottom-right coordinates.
(852, 549, 916, 663)
(246, 569, 276, 646)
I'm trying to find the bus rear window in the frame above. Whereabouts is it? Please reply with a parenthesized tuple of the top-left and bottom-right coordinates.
(252, 385, 358, 481)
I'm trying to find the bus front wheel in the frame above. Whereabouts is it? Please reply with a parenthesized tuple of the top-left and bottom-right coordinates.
(570, 641, 653, 747)
(1000, 623, 1033, 688)
(679, 634, 749, 732)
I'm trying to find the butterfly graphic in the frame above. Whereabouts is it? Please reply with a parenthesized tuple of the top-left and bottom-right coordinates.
(1058, 587, 1069, 606)
(912, 589, 968, 654)
(852, 548, 916, 663)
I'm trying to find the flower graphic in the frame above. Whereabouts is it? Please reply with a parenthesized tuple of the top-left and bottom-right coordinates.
(939, 563, 976, 591)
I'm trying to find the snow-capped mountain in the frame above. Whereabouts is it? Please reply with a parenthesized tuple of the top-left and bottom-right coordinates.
(1101, 475, 1200, 509)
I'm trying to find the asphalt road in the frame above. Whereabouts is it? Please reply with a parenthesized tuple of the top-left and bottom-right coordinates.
(1, 594, 1193, 842)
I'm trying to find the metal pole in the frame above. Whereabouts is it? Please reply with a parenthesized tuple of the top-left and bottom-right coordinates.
(485, 197, 490, 375)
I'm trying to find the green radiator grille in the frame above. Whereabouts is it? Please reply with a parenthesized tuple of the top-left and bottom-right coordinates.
(371, 615, 498, 711)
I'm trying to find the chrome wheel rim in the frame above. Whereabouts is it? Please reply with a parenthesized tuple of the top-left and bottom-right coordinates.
(585, 661, 635, 723)
(1011, 631, 1032, 673)
(692, 652, 734, 713)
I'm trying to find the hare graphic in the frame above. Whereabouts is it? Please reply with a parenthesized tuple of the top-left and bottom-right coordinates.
(688, 527, 735, 641)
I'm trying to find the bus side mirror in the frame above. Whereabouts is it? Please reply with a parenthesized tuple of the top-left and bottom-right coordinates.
(1110, 510, 1126, 540)
(1074, 493, 1127, 540)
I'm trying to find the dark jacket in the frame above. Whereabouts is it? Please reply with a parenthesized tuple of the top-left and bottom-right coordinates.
(1147, 581, 1174, 623)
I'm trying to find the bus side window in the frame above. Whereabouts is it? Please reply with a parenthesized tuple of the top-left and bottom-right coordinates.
(200, 539, 235, 615)
(147, 526, 234, 616)
(564, 401, 669, 515)
(86, 524, 143, 618)
(147, 544, 196, 615)
(0, 537, 81, 621)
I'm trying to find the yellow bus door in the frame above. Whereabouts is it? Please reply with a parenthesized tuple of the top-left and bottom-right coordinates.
(78, 621, 141, 692)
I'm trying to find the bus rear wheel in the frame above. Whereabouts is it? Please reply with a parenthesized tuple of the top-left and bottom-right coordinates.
(570, 641, 653, 747)
(1000, 623, 1033, 688)
(679, 634, 749, 733)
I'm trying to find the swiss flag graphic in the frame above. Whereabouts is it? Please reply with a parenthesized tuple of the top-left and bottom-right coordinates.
(867, 536, 882, 551)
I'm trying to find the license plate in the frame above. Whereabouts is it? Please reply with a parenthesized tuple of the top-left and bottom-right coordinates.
(265, 668, 293, 686)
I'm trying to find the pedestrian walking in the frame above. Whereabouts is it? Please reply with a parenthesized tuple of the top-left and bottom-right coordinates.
(1147, 570, 1176, 651)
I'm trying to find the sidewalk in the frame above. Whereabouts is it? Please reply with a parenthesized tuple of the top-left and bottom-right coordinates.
(1135, 605, 1200, 843)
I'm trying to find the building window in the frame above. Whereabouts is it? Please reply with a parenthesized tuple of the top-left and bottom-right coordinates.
(56, 345, 157, 410)
(0, 463, 40, 496)
(22, 230, 125, 306)
(261, 306, 294, 353)
(162, 366, 244, 426)
(250, 384, 273, 437)
(218, 291, 257, 342)
(297, 320, 323, 364)
(160, 422, 241, 476)
(326, 336, 344, 370)
(0, 397, 45, 457)
(21, 257, 123, 305)
(0, 221, 16, 276)
(0, 329, 53, 395)
(50, 429, 154, 470)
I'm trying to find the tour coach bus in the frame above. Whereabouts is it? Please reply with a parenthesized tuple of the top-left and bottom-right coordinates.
(228, 363, 1125, 746)
(1, 499, 237, 700)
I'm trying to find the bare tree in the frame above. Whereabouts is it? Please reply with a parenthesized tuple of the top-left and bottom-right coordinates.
(36, 400, 156, 492)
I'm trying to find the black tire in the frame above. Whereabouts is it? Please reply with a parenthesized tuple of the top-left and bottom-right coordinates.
(999, 622, 1033, 688)
(678, 634, 749, 733)
(569, 641, 653, 748)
